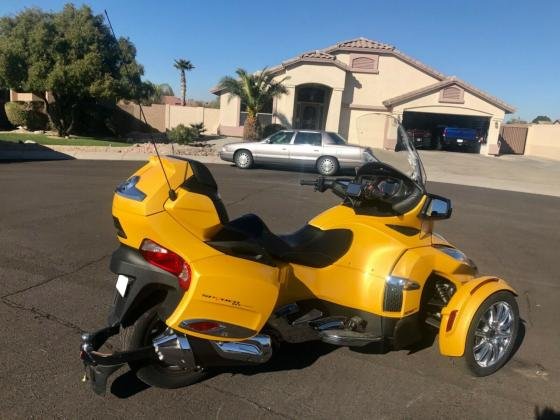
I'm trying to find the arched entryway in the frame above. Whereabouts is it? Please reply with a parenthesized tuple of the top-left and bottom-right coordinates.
(293, 84, 332, 130)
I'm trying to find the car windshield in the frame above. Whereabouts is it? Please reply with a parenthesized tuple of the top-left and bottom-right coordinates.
(357, 113, 426, 187)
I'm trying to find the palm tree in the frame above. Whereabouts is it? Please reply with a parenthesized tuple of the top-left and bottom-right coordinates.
(218, 68, 288, 140)
(173, 59, 195, 106)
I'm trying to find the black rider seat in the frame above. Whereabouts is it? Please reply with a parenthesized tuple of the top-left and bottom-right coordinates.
(207, 214, 353, 268)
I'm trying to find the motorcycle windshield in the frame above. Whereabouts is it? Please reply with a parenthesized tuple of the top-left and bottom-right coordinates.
(357, 113, 426, 187)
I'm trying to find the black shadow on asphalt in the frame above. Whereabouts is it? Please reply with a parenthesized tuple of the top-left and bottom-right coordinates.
(109, 321, 527, 398)
(534, 406, 560, 420)
(226, 163, 357, 177)
(111, 370, 150, 398)
(0, 140, 75, 162)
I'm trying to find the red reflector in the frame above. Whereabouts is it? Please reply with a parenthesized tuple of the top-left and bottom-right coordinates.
(140, 239, 191, 291)
(186, 321, 223, 333)
(446, 310, 458, 332)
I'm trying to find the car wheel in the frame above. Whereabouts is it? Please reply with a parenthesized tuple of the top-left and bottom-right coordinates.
(234, 150, 253, 169)
(463, 291, 519, 377)
(316, 156, 339, 176)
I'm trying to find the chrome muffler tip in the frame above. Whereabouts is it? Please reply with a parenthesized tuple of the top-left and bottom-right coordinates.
(211, 334, 272, 364)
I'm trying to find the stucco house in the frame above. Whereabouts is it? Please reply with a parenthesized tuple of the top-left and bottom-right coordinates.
(212, 38, 515, 154)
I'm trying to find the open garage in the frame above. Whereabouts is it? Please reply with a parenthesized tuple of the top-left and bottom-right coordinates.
(402, 111, 490, 152)
(384, 77, 516, 154)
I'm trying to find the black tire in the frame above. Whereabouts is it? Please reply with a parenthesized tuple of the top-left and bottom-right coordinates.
(316, 156, 339, 176)
(120, 307, 205, 389)
(234, 149, 254, 169)
(463, 291, 519, 377)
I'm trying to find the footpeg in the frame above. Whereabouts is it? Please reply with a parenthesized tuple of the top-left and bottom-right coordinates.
(292, 309, 323, 326)
(319, 329, 383, 347)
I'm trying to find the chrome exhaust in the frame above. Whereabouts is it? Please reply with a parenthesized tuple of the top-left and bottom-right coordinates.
(211, 334, 272, 364)
(152, 331, 197, 370)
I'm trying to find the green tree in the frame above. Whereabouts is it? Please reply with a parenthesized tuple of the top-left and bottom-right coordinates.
(506, 117, 527, 124)
(140, 81, 175, 105)
(173, 59, 194, 106)
(0, 4, 145, 136)
(158, 83, 174, 97)
(532, 115, 551, 123)
(217, 68, 288, 140)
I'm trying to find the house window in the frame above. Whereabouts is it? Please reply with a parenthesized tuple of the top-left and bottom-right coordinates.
(240, 98, 273, 126)
(349, 54, 379, 73)
(439, 86, 464, 103)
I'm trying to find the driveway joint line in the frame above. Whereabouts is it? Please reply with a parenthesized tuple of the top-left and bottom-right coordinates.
(201, 382, 295, 419)
(0, 252, 111, 300)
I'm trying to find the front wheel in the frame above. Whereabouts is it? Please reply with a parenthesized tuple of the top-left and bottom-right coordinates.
(316, 156, 339, 176)
(463, 291, 519, 376)
(234, 149, 254, 169)
(120, 307, 205, 389)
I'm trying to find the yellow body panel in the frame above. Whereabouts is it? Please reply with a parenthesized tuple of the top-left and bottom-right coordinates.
(166, 254, 281, 340)
(391, 246, 478, 316)
(282, 201, 434, 315)
(438, 276, 517, 356)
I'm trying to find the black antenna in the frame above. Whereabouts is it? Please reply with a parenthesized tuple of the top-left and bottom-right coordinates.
(104, 10, 177, 201)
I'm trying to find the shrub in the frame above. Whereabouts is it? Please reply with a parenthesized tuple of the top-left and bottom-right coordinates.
(262, 123, 284, 138)
(26, 109, 49, 130)
(4, 101, 48, 130)
(4, 102, 28, 127)
(167, 124, 194, 144)
(189, 122, 206, 140)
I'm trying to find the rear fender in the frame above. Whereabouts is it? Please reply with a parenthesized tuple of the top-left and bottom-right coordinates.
(438, 276, 517, 357)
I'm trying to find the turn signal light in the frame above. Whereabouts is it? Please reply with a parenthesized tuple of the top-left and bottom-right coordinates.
(446, 310, 458, 332)
(140, 239, 191, 291)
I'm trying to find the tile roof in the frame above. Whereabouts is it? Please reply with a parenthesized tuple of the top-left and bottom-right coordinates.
(300, 51, 336, 60)
(332, 37, 395, 51)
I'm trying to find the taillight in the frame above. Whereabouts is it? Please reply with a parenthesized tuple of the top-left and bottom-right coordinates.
(185, 321, 225, 334)
(140, 239, 191, 290)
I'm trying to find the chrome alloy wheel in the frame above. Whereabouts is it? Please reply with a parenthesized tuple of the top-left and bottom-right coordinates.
(235, 151, 252, 168)
(472, 301, 514, 368)
(318, 157, 337, 175)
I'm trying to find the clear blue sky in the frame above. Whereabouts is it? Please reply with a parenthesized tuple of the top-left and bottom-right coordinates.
(1, 0, 558, 120)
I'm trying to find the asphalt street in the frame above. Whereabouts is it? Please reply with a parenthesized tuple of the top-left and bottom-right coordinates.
(0, 160, 559, 419)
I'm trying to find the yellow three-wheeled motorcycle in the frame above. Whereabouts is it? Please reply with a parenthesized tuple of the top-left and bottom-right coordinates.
(80, 115, 519, 395)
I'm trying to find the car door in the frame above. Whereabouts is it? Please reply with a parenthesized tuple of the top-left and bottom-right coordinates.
(254, 131, 294, 164)
(289, 131, 323, 167)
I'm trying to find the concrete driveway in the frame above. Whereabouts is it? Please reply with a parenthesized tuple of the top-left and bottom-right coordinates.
(0, 161, 559, 418)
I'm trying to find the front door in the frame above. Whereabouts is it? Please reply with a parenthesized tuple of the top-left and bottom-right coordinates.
(289, 131, 324, 167)
(254, 130, 294, 163)
(297, 103, 323, 130)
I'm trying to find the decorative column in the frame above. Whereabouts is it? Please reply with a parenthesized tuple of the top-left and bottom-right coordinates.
(325, 88, 343, 132)
(486, 117, 502, 155)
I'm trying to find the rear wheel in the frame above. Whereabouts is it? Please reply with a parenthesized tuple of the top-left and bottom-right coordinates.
(120, 307, 205, 389)
(316, 156, 339, 176)
(463, 291, 519, 376)
(234, 150, 254, 169)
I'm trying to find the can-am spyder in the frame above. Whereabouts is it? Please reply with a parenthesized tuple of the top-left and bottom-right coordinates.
(80, 114, 519, 395)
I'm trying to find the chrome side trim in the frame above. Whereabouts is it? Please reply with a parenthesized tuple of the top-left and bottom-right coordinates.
(211, 334, 272, 364)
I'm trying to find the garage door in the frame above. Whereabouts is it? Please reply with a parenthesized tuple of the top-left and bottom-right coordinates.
(402, 111, 490, 153)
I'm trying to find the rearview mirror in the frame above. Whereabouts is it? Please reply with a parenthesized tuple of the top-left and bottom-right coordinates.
(420, 194, 452, 220)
